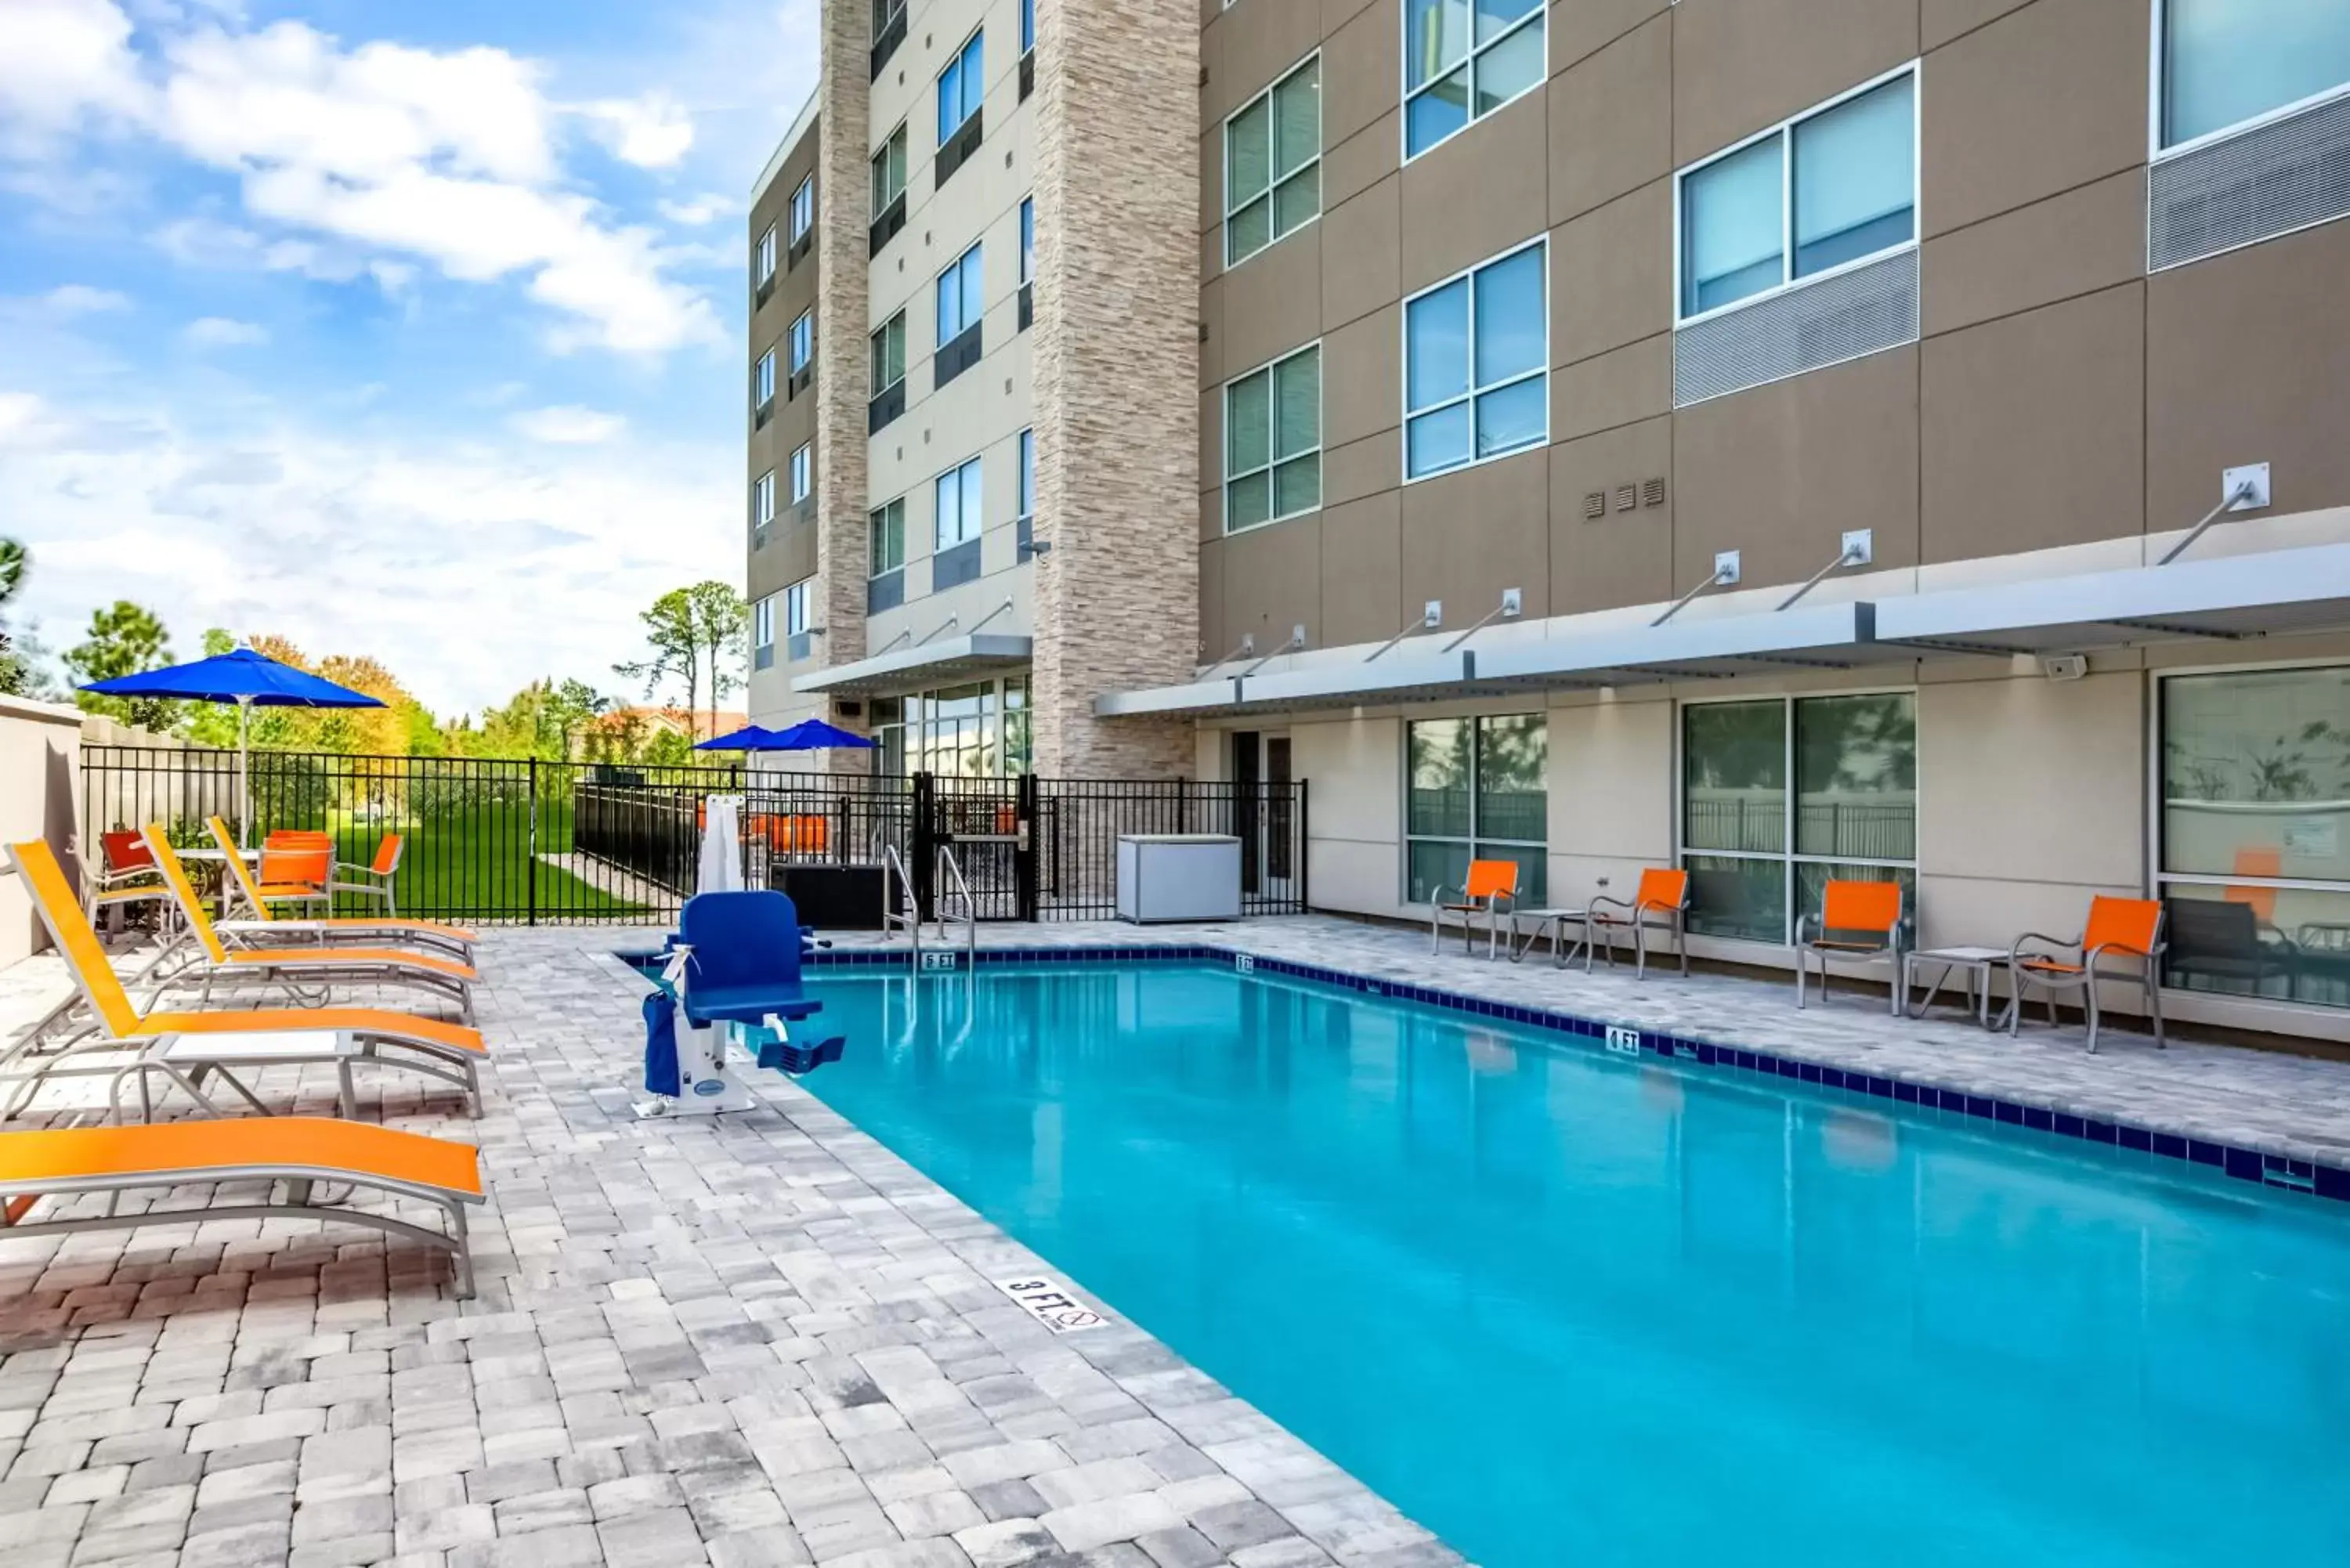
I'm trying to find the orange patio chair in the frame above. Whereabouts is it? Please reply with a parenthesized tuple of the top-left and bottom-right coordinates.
(0, 1116, 486, 1298)
(327, 833, 405, 916)
(1796, 879, 1905, 1011)
(204, 818, 475, 961)
(1588, 868, 1692, 979)
(2008, 895, 2167, 1054)
(86, 831, 172, 933)
(1431, 858, 1520, 959)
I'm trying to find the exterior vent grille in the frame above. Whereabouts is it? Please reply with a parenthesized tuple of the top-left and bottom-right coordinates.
(1641, 478, 1666, 507)
(1583, 491, 1604, 520)
(1673, 248, 1918, 407)
(2149, 91, 2350, 272)
(1613, 485, 1636, 512)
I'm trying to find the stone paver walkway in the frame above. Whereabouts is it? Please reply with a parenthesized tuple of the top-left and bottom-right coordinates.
(0, 928, 1458, 1568)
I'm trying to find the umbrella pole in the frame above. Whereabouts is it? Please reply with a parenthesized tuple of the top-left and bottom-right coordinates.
(238, 697, 252, 850)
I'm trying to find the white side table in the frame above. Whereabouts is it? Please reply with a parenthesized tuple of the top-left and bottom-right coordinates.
(1902, 946, 2008, 1029)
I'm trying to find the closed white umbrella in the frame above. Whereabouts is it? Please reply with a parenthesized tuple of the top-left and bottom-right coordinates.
(697, 793, 746, 894)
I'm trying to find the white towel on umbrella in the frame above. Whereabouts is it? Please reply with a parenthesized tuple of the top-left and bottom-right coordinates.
(698, 794, 746, 894)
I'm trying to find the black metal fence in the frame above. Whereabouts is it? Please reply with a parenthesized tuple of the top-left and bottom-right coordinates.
(79, 745, 1309, 926)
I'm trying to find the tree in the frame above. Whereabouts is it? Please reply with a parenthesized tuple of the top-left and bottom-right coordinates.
(548, 679, 611, 760)
(0, 538, 27, 696)
(66, 601, 176, 729)
(615, 588, 700, 731)
(685, 580, 747, 742)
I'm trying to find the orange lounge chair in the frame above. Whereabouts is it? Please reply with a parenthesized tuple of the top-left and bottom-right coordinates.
(1431, 858, 1520, 958)
(5, 840, 486, 1116)
(2008, 896, 2167, 1054)
(1588, 868, 1693, 979)
(141, 828, 478, 1024)
(1796, 879, 1905, 1012)
(205, 818, 476, 960)
(0, 1117, 483, 1298)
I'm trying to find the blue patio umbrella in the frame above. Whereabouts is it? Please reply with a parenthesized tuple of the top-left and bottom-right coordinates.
(694, 724, 782, 751)
(762, 718, 878, 751)
(80, 647, 385, 845)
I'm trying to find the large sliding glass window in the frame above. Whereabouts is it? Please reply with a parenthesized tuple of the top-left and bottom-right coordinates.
(935, 457, 983, 548)
(936, 243, 983, 345)
(1224, 344, 1319, 531)
(2160, 0, 2350, 149)
(1405, 714, 1546, 905)
(1682, 695, 1916, 943)
(1679, 68, 1916, 320)
(938, 30, 984, 145)
(1226, 56, 1321, 266)
(1404, 239, 1546, 480)
(2159, 666, 2350, 1008)
(1403, 0, 1544, 159)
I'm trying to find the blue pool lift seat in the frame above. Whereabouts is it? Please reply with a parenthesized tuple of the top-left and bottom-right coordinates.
(674, 891, 844, 1075)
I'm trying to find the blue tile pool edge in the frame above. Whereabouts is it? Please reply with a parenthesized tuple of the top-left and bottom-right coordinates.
(783, 942, 2349, 1206)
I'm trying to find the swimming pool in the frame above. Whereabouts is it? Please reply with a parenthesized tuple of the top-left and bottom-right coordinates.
(792, 961, 2350, 1567)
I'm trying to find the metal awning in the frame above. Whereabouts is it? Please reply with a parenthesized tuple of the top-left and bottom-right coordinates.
(1871, 541, 2350, 656)
(794, 633, 1032, 697)
(1471, 601, 1876, 688)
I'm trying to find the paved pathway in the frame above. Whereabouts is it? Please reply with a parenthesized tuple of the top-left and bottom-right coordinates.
(0, 928, 1458, 1568)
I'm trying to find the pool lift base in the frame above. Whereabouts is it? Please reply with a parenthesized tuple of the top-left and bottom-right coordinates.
(634, 941, 844, 1118)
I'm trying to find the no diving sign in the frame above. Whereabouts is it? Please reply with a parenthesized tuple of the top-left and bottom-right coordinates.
(994, 1276, 1108, 1333)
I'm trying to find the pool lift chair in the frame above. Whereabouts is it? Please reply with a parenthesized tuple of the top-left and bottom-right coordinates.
(635, 890, 845, 1118)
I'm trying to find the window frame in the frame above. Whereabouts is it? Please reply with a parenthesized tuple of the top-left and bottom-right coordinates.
(871, 124, 908, 208)
(933, 455, 985, 551)
(754, 348, 776, 406)
(790, 443, 812, 504)
(1018, 197, 1034, 284)
(937, 27, 985, 147)
(1675, 688, 1921, 948)
(1400, 0, 1547, 164)
(753, 469, 776, 529)
(2148, 0, 2350, 158)
(1021, 0, 1035, 56)
(1672, 61, 1922, 329)
(870, 310, 906, 393)
(783, 580, 812, 637)
(753, 593, 776, 654)
(1399, 236, 1549, 485)
(1400, 712, 1549, 906)
(788, 175, 814, 242)
(935, 241, 984, 347)
(755, 225, 777, 283)
(1222, 341, 1322, 533)
(789, 310, 814, 373)
(1224, 51, 1323, 269)
(1016, 428, 1034, 523)
(870, 497, 906, 577)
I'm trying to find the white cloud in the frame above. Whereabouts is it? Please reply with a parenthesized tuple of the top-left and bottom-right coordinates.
(3, 5, 719, 355)
(2, 390, 736, 712)
(44, 284, 133, 314)
(580, 93, 693, 169)
(182, 314, 266, 347)
(510, 405, 626, 444)
(656, 192, 733, 226)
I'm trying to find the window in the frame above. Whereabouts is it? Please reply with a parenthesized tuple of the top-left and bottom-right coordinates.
(783, 580, 812, 635)
(1021, 0, 1035, 55)
(1226, 56, 1321, 266)
(871, 125, 907, 212)
(789, 176, 814, 241)
(790, 444, 812, 504)
(755, 226, 777, 283)
(938, 30, 984, 146)
(872, 0, 903, 42)
(754, 349, 776, 406)
(2160, 0, 2350, 150)
(790, 310, 813, 372)
(1403, 239, 1545, 481)
(935, 457, 984, 548)
(1680, 694, 1916, 945)
(936, 243, 983, 345)
(753, 594, 776, 666)
(753, 469, 776, 530)
(871, 312, 906, 391)
(2158, 666, 2350, 1008)
(1224, 344, 1319, 530)
(1018, 197, 1034, 284)
(1679, 68, 1916, 320)
(1404, 0, 1544, 159)
(1017, 428, 1034, 520)
(870, 497, 906, 577)
(1405, 714, 1546, 905)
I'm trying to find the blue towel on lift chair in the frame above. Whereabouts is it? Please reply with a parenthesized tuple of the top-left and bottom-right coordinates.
(675, 890, 844, 1075)
(641, 990, 681, 1097)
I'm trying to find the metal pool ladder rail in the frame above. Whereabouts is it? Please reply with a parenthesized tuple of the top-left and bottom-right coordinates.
(935, 844, 978, 963)
(880, 841, 923, 969)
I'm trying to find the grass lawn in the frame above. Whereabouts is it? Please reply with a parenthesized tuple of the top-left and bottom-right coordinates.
(327, 798, 649, 921)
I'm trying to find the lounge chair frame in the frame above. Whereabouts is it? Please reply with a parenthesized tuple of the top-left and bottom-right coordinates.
(1587, 869, 1692, 979)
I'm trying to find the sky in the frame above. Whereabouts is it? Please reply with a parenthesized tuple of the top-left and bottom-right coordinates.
(0, 0, 819, 715)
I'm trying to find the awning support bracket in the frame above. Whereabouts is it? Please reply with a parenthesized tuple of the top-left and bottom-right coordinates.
(1367, 602, 1443, 661)
(2157, 479, 2261, 565)
(1244, 626, 1307, 677)
(1652, 552, 1741, 627)
(1441, 590, 1524, 654)
(1775, 533, 1873, 612)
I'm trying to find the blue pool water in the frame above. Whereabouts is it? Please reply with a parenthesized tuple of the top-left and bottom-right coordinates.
(790, 964, 2350, 1567)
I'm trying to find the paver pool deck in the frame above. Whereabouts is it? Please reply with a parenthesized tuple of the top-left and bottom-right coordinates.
(2, 914, 2348, 1568)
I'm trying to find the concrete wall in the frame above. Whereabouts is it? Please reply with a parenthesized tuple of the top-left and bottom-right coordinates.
(0, 696, 85, 963)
